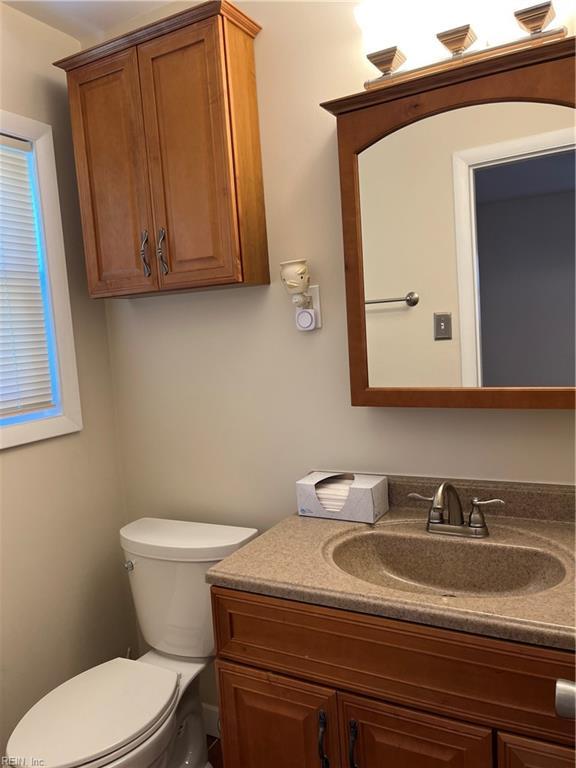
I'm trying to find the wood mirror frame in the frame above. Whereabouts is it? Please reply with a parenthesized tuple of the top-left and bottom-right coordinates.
(322, 37, 575, 409)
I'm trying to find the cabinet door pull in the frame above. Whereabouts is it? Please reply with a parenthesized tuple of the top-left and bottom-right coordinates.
(556, 679, 576, 718)
(348, 720, 359, 768)
(156, 227, 169, 275)
(139, 230, 151, 277)
(317, 710, 329, 768)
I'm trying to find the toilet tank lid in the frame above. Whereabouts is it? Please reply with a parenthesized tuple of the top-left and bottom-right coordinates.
(120, 518, 258, 561)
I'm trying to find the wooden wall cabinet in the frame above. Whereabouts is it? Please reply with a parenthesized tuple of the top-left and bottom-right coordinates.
(212, 587, 575, 768)
(55, 1, 268, 298)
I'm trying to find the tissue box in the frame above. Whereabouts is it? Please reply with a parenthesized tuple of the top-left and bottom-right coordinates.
(296, 471, 389, 524)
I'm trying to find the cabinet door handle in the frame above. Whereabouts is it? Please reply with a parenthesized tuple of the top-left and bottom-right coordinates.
(139, 230, 151, 277)
(156, 227, 169, 275)
(318, 710, 329, 768)
(348, 720, 359, 768)
(556, 679, 576, 718)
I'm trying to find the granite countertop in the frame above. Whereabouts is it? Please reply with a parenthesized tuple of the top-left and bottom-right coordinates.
(207, 508, 575, 650)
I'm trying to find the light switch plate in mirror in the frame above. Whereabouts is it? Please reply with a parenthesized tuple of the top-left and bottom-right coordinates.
(434, 314, 452, 341)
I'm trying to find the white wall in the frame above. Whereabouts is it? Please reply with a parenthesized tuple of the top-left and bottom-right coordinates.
(360, 103, 575, 388)
(0, 4, 135, 749)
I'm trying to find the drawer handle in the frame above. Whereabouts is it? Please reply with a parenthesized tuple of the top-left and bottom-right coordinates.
(156, 227, 169, 275)
(556, 679, 576, 719)
(139, 230, 151, 277)
(318, 710, 329, 768)
(348, 720, 359, 768)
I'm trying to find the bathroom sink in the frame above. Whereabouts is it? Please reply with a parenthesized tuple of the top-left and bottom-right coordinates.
(329, 527, 567, 597)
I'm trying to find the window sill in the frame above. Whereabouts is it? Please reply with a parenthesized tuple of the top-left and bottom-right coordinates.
(0, 412, 83, 450)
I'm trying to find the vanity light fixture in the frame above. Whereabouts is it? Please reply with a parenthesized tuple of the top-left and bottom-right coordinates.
(279, 259, 322, 332)
(362, 0, 565, 92)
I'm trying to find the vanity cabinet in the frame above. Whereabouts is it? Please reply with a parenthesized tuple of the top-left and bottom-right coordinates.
(339, 693, 492, 767)
(498, 734, 576, 768)
(55, 1, 268, 298)
(217, 664, 339, 767)
(212, 587, 575, 767)
(218, 663, 493, 767)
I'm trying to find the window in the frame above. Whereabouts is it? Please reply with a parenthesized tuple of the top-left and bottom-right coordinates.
(0, 110, 82, 449)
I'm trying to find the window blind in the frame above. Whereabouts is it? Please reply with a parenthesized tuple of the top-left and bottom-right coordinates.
(0, 134, 59, 422)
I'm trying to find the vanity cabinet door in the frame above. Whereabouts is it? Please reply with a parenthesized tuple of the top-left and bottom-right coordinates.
(138, 18, 242, 291)
(498, 733, 575, 767)
(67, 49, 157, 297)
(217, 661, 340, 768)
(340, 693, 492, 768)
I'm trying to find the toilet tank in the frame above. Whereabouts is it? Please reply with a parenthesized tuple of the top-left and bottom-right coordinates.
(120, 518, 257, 658)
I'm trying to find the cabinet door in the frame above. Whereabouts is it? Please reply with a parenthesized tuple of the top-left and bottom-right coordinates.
(340, 693, 492, 768)
(68, 49, 156, 296)
(499, 733, 575, 768)
(138, 18, 241, 290)
(217, 662, 340, 768)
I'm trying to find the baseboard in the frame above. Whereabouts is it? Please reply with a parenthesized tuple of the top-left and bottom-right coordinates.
(203, 702, 220, 738)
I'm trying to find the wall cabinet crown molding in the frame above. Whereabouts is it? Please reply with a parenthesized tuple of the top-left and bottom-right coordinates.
(54, 0, 261, 71)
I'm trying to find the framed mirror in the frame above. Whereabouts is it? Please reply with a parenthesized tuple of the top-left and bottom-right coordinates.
(323, 37, 575, 408)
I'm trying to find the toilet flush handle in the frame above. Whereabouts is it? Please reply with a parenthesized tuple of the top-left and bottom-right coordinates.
(124, 560, 134, 573)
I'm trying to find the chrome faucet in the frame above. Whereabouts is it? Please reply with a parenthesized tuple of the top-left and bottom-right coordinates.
(408, 482, 504, 538)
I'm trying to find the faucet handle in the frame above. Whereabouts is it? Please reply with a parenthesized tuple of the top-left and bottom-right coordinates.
(469, 497, 504, 529)
(408, 492, 434, 503)
(471, 497, 505, 507)
(408, 492, 443, 524)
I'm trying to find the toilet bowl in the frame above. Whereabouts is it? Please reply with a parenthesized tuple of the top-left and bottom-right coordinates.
(7, 518, 257, 768)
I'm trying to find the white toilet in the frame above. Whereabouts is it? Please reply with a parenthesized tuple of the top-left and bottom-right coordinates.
(7, 518, 257, 768)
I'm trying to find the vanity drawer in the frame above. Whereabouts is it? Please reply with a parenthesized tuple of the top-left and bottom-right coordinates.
(211, 586, 575, 746)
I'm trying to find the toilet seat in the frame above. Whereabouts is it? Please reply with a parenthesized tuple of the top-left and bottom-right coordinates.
(6, 658, 180, 768)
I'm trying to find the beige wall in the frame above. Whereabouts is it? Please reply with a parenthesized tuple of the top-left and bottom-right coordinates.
(0, 4, 135, 749)
(103, 0, 574, 540)
(361, 103, 575, 387)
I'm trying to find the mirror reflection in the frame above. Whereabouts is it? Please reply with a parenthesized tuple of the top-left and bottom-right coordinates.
(359, 103, 575, 389)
